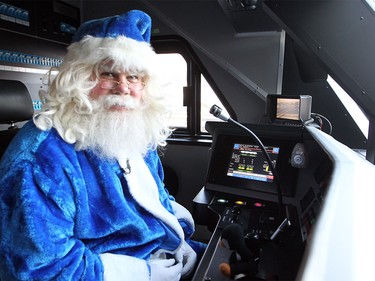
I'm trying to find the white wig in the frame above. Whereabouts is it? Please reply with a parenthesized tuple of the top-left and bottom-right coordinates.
(34, 35, 172, 151)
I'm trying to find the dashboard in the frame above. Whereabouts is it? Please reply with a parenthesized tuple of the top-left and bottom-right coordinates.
(192, 121, 333, 280)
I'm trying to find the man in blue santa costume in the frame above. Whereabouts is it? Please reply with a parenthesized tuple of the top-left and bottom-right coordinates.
(0, 9, 206, 281)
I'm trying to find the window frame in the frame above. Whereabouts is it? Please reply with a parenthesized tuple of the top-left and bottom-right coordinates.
(151, 35, 236, 140)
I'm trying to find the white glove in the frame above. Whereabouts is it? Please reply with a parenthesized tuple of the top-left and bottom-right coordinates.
(177, 241, 198, 278)
(149, 258, 183, 281)
(100, 253, 149, 281)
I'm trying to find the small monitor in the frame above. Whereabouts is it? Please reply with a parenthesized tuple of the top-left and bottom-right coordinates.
(205, 133, 298, 197)
(267, 95, 312, 124)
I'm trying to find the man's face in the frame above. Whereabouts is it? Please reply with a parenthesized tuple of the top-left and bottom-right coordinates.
(89, 62, 145, 111)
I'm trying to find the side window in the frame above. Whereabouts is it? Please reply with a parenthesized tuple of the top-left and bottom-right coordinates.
(201, 74, 229, 132)
(157, 53, 187, 129)
(153, 36, 231, 137)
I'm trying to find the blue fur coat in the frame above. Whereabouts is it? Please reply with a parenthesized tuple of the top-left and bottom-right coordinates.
(0, 121, 205, 280)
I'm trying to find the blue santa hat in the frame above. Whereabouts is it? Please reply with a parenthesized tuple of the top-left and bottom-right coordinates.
(72, 10, 151, 44)
(64, 10, 158, 75)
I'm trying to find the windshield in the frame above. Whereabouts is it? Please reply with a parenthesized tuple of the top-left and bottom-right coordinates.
(365, 0, 375, 11)
(327, 75, 369, 138)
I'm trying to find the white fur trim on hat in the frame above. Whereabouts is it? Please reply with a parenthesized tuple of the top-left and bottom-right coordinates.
(65, 35, 159, 76)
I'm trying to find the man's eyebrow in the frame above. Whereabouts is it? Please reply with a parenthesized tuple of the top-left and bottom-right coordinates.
(99, 68, 113, 73)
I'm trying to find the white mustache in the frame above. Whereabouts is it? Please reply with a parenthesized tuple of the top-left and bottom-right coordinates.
(100, 95, 140, 110)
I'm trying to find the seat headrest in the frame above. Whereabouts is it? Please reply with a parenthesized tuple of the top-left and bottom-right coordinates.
(0, 79, 34, 125)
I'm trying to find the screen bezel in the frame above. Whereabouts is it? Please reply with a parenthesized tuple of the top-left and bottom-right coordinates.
(266, 94, 312, 124)
(267, 95, 301, 122)
(205, 134, 298, 196)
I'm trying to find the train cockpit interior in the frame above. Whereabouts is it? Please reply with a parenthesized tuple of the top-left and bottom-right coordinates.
(1, 1, 375, 281)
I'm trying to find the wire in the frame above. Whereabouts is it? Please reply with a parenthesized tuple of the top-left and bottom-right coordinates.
(227, 118, 285, 221)
(311, 113, 332, 135)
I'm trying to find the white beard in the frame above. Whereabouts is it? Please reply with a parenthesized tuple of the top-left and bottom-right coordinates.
(75, 95, 150, 160)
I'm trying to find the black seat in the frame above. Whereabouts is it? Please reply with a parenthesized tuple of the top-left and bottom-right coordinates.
(0, 79, 34, 159)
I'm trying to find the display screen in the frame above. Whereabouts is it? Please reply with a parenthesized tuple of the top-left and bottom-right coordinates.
(205, 131, 299, 197)
(276, 98, 300, 121)
(227, 144, 280, 183)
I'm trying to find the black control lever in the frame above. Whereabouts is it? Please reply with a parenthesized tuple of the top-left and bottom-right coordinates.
(270, 217, 291, 241)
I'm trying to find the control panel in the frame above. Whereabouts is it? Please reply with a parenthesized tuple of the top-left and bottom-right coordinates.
(209, 195, 282, 240)
(193, 190, 304, 281)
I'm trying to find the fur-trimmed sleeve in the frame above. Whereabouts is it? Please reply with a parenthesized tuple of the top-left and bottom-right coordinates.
(0, 160, 104, 281)
(0, 126, 106, 280)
